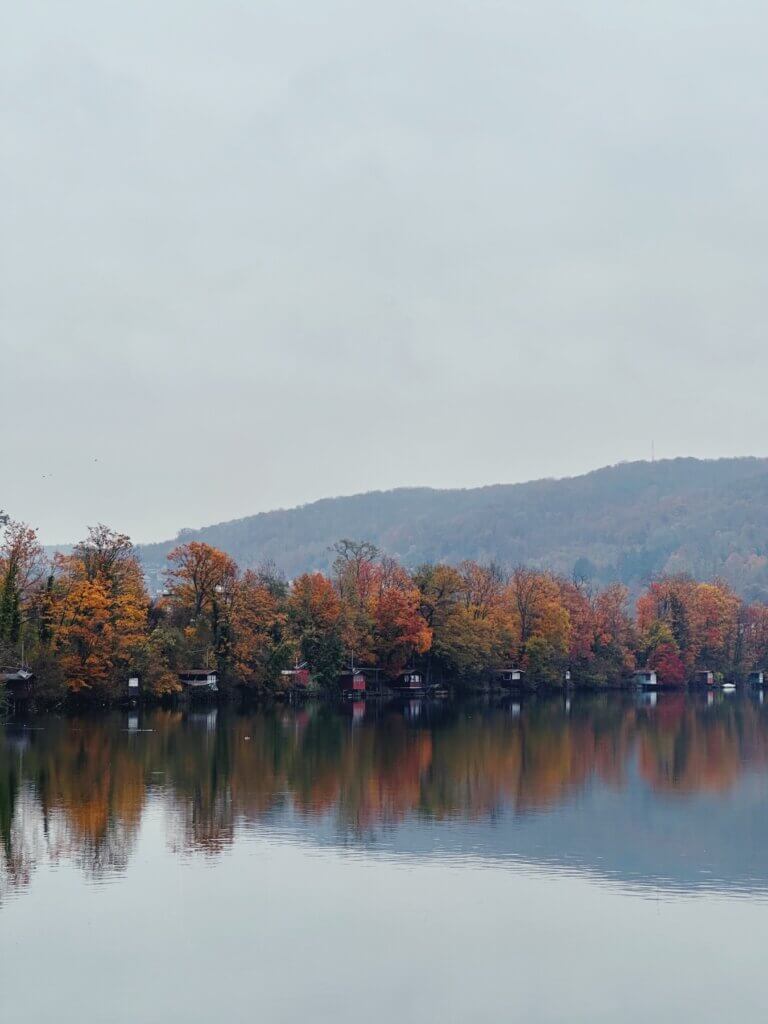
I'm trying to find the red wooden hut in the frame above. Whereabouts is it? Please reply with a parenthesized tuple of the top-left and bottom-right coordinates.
(281, 666, 311, 690)
(338, 671, 366, 698)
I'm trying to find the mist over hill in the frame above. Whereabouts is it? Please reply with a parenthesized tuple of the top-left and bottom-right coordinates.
(134, 457, 768, 600)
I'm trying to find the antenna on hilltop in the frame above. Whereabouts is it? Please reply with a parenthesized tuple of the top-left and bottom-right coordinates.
(651, 440, 655, 463)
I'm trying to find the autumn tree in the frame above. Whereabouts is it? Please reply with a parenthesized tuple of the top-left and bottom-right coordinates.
(371, 558, 432, 676)
(230, 570, 291, 692)
(743, 603, 768, 675)
(648, 639, 686, 685)
(558, 579, 635, 684)
(591, 583, 636, 680)
(165, 541, 238, 620)
(503, 568, 569, 682)
(51, 526, 150, 697)
(0, 520, 47, 650)
(287, 573, 344, 687)
(332, 539, 380, 665)
(558, 579, 594, 669)
(637, 576, 741, 679)
(163, 542, 239, 680)
(414, 563, 504, 680)
(692, 581, 740, 676)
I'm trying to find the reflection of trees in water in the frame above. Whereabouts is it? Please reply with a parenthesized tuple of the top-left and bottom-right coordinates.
(163, 720, 238, 855)
(1, 784, 47, 890)
(3, 696, 768, 892)
(636, 695, 768, 794)
(0, 718, 147, 894)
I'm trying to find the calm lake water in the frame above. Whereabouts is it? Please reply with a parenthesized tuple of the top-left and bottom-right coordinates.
(2, 693, 768, 1022)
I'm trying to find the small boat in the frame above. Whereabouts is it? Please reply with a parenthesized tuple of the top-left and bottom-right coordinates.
(722, 682, 736, 694)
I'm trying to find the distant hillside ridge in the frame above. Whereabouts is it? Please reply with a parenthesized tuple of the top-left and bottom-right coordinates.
(134, 457, 768, 601)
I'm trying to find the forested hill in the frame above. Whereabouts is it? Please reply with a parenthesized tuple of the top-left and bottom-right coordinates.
(137, 457, 768, 600)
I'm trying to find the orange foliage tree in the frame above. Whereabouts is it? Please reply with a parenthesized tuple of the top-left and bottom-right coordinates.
(332, 540, 381, 665)
(163, 541, 239, 681)
(503, 567, 570, 682)
(230, 570, 291, 692)
(371, 558, 432, 676)
(414, 563, 500, 678)
(332, 542, 433, 675)
(51, 527, 150, 697)
(558, 579, 636, 684)
(10, 521, 768, 702)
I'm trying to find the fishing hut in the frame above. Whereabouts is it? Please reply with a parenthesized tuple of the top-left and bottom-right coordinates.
(492, 667, 524, 688)
(390, 670, 425, 694)
(632, 669, 658, 688)
(177, 669, 219, 697)
(338, 671, 366, 698)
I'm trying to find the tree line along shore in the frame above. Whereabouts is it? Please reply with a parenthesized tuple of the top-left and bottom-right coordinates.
(1, 519, 768, 707)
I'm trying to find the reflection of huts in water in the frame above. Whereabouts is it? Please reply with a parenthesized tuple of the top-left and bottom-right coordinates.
(635, 690, 658, 709)
(2, 724, 31, 752)
(403, 699, 423, 721)
(187, 707, 218, 731)
(491, 667, 524, 688)
(177, 669, 218, 697)
(338, 671, 366, 698)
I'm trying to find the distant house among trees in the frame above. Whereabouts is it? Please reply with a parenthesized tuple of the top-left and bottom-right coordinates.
(493, 668, 524, 687)
(125, 674, 142, 701)
(692, 670, 715, 687)
(178, 669, 218, 694)
(338, 671, 366, 697)
(633, 669, 658, 688)
(281, 665, 311, 689)
(391, 670, 424, 693)
(0, 666, 34, 700)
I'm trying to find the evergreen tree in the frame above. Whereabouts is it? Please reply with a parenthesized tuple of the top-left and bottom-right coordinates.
(0, 564, 18, 646)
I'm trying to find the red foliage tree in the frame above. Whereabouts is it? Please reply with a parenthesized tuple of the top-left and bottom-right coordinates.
(649, 642, 686, 685)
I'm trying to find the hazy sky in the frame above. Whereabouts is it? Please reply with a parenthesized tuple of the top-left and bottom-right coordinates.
(2, 0, 767, 544)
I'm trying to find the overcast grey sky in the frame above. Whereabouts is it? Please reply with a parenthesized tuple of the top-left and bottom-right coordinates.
(2, 0, 767, 544)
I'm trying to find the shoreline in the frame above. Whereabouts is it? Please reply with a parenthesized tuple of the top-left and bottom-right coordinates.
(5, 678, 753, 718)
